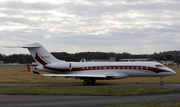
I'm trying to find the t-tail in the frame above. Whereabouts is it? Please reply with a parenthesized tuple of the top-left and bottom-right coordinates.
(5, 43, 65, 66)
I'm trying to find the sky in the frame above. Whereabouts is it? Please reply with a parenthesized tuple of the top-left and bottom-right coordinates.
(0, 0, 180, 55)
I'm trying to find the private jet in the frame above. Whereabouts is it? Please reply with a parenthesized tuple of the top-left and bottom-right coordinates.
(6, 43, 176, 85)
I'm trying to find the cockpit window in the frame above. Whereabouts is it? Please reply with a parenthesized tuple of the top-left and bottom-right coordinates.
(156, 65, 165, 67)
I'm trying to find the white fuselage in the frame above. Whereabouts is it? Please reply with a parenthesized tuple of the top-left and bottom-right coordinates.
(37, 61, 176, 79)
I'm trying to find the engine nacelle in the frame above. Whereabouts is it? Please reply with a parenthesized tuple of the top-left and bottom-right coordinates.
(36, 62, 72, 71)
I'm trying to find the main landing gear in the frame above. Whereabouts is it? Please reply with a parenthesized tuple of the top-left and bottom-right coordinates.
(159, 77, 163, 85)
(83, 79, 96, 85)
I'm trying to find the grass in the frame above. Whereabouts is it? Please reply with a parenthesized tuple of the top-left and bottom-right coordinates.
(0, 86, 178, 96)
(0, 65, 179, 106)
(108, 101, 180, 107)
(0, 65, 179, 84)
(0, 65, 179, 97)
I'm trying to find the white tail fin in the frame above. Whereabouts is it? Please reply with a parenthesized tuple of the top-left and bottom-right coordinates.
(5, 43, 65, 66)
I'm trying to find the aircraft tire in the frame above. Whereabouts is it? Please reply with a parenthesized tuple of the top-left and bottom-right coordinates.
(83, 80, 89, 85)
(159, 82, 163, 85)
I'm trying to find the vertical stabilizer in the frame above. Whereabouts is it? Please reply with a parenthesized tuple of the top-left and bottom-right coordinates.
(5, 43, 64, 66)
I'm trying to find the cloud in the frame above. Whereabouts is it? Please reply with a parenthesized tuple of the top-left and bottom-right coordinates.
(0, 1, 57, 10)
(0, 0, 180, 55)
(44, 34, 51, 39)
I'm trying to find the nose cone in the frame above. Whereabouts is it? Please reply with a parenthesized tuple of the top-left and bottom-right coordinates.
(166, 67, 176, 76)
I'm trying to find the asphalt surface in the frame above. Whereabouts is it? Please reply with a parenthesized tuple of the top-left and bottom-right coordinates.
(0, 83, 180, 107)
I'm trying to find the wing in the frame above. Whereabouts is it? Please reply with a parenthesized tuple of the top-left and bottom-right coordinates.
(30, 66, 113, 78)
(42, 74, 107, 78)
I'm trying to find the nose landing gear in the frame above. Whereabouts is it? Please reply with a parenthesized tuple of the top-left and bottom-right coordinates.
(159, 77, 163, 85)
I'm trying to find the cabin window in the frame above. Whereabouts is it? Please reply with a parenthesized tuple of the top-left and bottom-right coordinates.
(146, 67, 148, 69)
(100, 67, 101, 69)
(114, 67, 116, 69)
(82, 67, 84, 69)
(136, 67, 138, 69)
(118, 67, 120, 69)
(109, 67, 111, 69)
(127, 67, 129, 69)
(141, 67, 143, 69)
(91, 67, 93, 69)
(87, 67, 88, 69)
(123, 67, 124, 69)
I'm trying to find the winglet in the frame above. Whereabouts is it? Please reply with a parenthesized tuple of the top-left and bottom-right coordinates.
(30, 66, 41, 75)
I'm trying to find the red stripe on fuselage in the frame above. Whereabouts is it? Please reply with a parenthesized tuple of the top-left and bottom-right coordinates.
(42, 65, 171, 73)
(79, 66, 170, 73)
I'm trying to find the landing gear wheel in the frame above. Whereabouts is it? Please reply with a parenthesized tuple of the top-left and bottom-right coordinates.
(159, 82, 163, 85)
(83, 80, 89, 85)
(159, 77, 163, 85)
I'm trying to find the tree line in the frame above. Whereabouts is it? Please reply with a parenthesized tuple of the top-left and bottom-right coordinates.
(1, 50, 180, 64)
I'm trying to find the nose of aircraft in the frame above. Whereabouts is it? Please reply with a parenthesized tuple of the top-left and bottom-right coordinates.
(166, 67, 176, 76)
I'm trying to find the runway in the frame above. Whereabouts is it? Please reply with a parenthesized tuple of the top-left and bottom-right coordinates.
(0, 83, 180, 107)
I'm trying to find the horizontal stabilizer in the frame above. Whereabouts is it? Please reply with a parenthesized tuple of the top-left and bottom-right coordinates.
(5, 43, 41, 48)
(5, 46, 24, 48)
